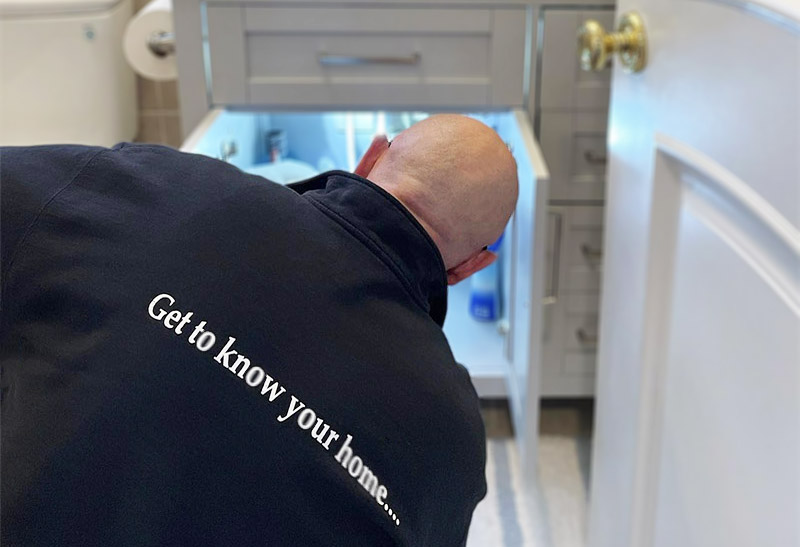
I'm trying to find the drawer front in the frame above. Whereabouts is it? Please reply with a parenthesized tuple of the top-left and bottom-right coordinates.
(563, 293, 600, 353)
(541, 206, 603, 397)
(206, 6, 526, 108)
(538, 8, 615, 111)
(563, 293, 599, 376)
(541, 292, 599, 396)
(562, 206, 604, 291)
(540, 111, 608, 200)
(546, 205, 604, 296)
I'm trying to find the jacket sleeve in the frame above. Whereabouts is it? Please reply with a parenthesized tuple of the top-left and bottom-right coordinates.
(1, 145, 104, 296)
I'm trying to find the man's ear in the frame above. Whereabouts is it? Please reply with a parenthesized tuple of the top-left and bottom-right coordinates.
(354, 134, 390, 177)
(446, 249, 497, 286)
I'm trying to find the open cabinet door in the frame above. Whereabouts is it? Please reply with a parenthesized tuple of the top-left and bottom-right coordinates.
(500, 110, 551, 485)
(587, 2, 799, 547)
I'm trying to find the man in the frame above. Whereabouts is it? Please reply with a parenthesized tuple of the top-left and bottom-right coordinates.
(1, 114, 518, 546)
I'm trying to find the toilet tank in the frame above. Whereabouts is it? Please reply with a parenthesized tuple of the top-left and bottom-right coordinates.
(0, 0, 137, 146)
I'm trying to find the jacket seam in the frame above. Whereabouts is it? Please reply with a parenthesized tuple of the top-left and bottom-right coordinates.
(2, 148, 106, 305)
(350, 176, 446, 278)
(320, 171, 447, 278)
(304, 193, 430, 314)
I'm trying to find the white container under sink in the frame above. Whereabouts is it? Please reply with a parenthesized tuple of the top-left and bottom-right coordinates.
(0, 0, 137, 146)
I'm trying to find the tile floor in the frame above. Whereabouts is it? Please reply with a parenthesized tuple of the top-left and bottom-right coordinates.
(467, 399, 593, 547)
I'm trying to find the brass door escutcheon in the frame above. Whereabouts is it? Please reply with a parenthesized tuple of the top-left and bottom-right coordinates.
(578, 12, 647, 73)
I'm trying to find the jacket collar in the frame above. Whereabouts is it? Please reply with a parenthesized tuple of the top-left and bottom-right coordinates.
(288, 171, 448, 326)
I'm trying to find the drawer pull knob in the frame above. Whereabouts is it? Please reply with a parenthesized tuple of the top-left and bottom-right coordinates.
(581, 243, 603, 261)
(576, 328, 598, 346)
(577, 12, 647, 73)
(584, 150, 608, 165)
(318, 52, 421, 66)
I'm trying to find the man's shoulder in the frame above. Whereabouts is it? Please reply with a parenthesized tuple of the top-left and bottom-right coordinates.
(0, 143, 307, 291)
(99, 142, 250, 185)
(1, 144, 105, 207)
(1, 144, 105, 281)
(96, 143, 302, 203)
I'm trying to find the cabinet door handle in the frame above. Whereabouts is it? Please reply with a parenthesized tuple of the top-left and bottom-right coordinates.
(583, 150, 608, 165)
(581, 243, 603, 261)
(318, 52, 421, 66)
(576, 328, 598, 346)
(544, 210, 563, 305)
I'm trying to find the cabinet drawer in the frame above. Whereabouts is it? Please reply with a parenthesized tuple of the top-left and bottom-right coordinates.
(538, 8, 614, 111)
(541, 292, 599, 397)
(562, 293, 599, 376)
(541, 206, 602, 397)
(540, 111, 608, 200)
(546, 205, 604, 297)
(563, 293, 600, 353)
(562, 206, 604, 291)
(206, 6, 526, 108)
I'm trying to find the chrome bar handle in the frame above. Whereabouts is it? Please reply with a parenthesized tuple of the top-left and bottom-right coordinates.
(318, 52, 421, 66)
(147, 31, 175, 58)
(544, 210, 563, 305)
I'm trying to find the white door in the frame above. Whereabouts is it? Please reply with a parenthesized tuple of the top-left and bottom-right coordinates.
(587, 2, 800, 547)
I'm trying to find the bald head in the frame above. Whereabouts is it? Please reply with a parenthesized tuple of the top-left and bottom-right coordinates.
(358, 114, 518, 282)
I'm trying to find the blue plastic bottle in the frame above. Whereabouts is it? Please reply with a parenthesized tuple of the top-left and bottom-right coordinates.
(469, 233, 503, 321)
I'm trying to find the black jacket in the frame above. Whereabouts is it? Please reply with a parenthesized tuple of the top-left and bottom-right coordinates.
(0, 143, 487, 546)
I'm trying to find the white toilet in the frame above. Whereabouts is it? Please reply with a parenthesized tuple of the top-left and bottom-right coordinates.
(0, 0, 137, 146)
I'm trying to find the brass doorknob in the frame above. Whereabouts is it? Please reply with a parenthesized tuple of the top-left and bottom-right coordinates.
(578, 12, 647, 73)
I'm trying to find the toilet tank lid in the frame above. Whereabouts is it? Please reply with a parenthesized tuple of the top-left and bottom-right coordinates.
(0, 0, 123, 17)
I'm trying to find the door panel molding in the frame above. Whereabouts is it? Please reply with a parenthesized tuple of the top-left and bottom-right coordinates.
(629, 133, 800, 547)
(699, 0, 800, 32)
(658, 133, 800, 313)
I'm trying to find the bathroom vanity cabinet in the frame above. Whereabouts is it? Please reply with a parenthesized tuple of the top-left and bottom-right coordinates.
(173, 0, 616, 409)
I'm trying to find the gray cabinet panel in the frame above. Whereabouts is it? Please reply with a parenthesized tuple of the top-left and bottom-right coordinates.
(540, 110, 608, 200)
(491, 9, 529, 106)
(204, 5, 527, 108)
(243, 6, 492, 32)
(541, 205, 603, 396)
(206, 6, 247, 104)
(539, 8, 614, 111)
